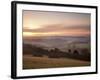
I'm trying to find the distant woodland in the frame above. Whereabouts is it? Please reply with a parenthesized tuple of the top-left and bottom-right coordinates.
(23, 43, 90, 61)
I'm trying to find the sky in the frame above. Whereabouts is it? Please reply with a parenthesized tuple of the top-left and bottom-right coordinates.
(23, 10, 91, 37)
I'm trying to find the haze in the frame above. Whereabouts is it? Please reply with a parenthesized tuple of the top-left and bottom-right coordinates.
(23, 10, 90, 37)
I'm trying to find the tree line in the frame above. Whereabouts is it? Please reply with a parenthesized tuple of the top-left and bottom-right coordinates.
(23, 43, 90, 61)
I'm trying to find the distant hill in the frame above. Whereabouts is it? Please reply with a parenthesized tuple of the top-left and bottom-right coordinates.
(23, 36, 90, 52)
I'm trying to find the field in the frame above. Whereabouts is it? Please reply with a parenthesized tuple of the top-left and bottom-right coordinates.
(23, 54, 90, 69)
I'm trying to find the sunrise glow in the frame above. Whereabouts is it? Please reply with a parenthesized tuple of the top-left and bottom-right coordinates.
(23, 10, 90, 37)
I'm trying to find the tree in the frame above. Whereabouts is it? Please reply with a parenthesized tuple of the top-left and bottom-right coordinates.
(73, 50, 79, 55)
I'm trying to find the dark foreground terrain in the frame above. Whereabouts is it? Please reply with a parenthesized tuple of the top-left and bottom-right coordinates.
(23, 43, 90, 69)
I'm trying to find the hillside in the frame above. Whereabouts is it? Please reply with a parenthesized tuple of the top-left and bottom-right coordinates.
(23, 55, 90, 69)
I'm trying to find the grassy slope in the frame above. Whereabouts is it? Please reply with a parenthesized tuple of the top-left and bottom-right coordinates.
(23, 54, 90, 69)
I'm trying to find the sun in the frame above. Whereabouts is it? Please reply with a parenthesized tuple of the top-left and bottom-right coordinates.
(23, 32, 33, 37)
(24, 19, 42, 29)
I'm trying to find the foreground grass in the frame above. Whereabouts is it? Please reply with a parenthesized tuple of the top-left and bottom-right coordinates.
(23, 54, 90, 69)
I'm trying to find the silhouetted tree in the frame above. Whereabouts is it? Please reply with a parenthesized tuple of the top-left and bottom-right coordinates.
(48, 48, 62, 58)
(68, 49, 71, 53)
(73, 50, 79, 55)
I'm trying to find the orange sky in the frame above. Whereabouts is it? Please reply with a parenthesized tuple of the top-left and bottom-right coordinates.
(23, 10, 90, 37)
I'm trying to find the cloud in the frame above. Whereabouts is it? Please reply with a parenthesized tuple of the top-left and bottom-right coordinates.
(23, 24, 90, 33)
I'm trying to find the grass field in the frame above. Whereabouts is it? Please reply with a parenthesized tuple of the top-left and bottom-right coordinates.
(23, 54, 90, 69)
